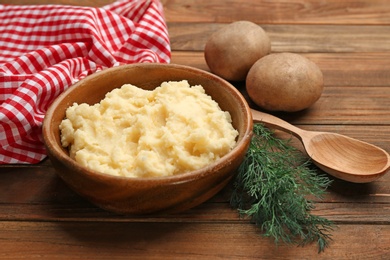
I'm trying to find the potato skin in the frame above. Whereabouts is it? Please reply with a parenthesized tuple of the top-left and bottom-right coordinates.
(204, 21, 271, 81)
(246, 53, 324, 112)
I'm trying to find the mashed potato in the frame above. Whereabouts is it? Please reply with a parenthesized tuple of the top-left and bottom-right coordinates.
(59, 80, 239, 178)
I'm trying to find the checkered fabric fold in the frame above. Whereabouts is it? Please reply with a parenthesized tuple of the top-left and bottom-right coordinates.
(0, 0, 171, 164)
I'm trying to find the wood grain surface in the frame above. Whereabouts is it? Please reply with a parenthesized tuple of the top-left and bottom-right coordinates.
(0, 0, 389, 259)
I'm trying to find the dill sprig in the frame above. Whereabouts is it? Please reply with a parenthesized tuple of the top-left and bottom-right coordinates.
(230, 123, 335, 253)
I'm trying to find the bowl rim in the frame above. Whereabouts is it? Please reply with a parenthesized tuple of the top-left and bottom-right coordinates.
(43, 63, 253, 184)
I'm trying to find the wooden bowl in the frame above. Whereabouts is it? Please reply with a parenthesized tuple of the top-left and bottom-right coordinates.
(43, 63, 253, 215)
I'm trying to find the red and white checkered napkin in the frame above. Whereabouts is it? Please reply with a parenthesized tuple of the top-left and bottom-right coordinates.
(0, 0, 171, 164)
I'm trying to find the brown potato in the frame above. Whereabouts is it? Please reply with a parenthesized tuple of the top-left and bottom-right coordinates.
(204, 21, 271, 81)
(246, 52, 324, 112)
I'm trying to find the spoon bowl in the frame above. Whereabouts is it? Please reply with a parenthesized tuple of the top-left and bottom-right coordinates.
(251, 109, 390, 183)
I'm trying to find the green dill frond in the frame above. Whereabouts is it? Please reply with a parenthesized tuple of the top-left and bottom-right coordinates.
(230, 123, 335, 253)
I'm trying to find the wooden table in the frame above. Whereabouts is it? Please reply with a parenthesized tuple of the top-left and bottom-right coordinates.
(1, 0, 390, 259)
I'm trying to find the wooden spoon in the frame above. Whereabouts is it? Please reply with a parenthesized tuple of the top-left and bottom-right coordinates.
(251, 109, 390, 183)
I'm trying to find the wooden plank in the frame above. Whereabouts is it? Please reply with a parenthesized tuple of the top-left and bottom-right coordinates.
(0, 167, 389, 223)
(244, 86, 390, 125)
(282, 86, 390, 124)
(1, 221, 389, 259)
(5, 0, 390, 25)
(268, 24, 390, 52)
(170, 51, 390, 87)
(168, 23, 390, 53)
(170, 51, 209, 71)
(308, 53, 390, 87)
(162, 0, 390, 25)
(0, 200, 389, 224)
(2, 145, 390, 203)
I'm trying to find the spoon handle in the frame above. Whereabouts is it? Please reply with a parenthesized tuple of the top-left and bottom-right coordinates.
(251, 109, 307, 140)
